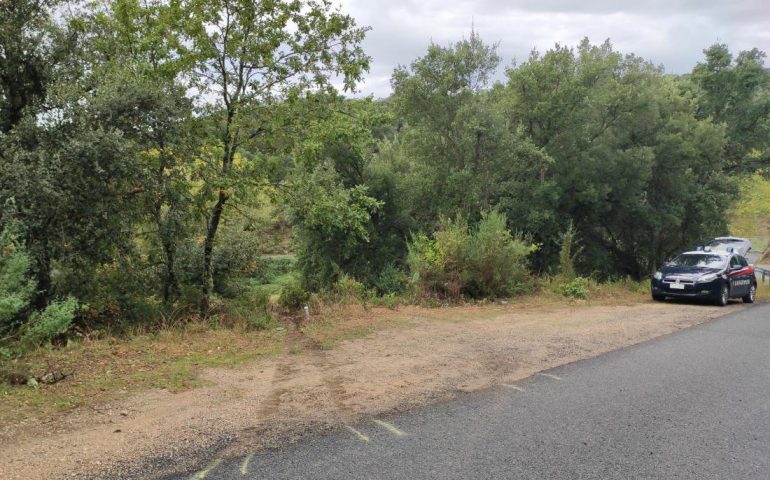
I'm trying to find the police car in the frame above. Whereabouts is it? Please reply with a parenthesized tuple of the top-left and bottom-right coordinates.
(651, 249, 757, 306)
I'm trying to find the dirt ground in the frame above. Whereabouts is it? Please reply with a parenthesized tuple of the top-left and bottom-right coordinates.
(0, 300, 740, 479)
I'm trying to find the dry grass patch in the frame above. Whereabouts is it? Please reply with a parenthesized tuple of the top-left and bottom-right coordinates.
(0, 324, 283, 429)
(299, 303, 415, 350)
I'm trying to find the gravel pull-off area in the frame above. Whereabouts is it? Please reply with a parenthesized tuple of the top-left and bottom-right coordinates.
(0, 301, 738, 479)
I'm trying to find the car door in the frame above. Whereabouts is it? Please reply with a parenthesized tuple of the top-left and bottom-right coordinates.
(737, 255, 754, 292)
(727, 255, 748, 297)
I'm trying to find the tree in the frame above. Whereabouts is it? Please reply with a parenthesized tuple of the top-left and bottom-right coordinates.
(691, 44, 770, 173)
(177, 0, 370, 313)
(390, 31, 554, 263)
(504, 39, 733, 277)
(86, 0, 196, 302)
(0, 0, 69, 134)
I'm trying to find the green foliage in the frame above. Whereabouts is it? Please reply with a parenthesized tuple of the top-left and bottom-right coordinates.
(466, 210, 538, 297)
(691, 44, 770, 173)
(407, 210, 537, 299)
(0, 219, 79, 349)
(372, 264, 408, 295)
(176, 0, 371, 312)
(222, 286, 274, 331)
(20, 296, 79, 347)
(1, 3, 768, 341)
(370, 293, 401, 309)
(328, 275, 372, 304)
(729, 174, 770, 252)
(278, 281, 310, 312)
(252, 255, 295, 284)
(289, 162, 382, 292)
(554, 277, 591, 300)
(557, 222, 580, 281)
(175, 226, 262, 298)
(504, 38, 735, 277)
(0, 223, 35, 334)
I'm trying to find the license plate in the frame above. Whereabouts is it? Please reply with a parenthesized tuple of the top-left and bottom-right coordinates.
(670, 283, 685, 290)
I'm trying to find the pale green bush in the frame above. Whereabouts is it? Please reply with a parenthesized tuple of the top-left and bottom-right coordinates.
(407, 210, 537, 299)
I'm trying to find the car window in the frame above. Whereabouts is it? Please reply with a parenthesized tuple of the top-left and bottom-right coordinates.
(708, 239, 740, 247)
(730, 256, 741, 268)
(738, 256, 748, 267)
(670, 254, 726, 268)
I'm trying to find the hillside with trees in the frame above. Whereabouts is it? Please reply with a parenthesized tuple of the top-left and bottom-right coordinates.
(1, 0, 769, 356)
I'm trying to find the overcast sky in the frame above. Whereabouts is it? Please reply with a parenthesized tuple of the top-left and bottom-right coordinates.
(336, 0, 770, 98)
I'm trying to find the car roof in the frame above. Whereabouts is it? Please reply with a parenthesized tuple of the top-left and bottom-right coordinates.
(710, 237, 749, 242)
(680, 251, 730, 257)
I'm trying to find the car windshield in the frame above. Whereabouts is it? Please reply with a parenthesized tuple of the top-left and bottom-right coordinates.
(670, 254, 726, 268)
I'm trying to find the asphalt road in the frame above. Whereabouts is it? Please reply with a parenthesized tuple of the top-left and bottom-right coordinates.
(170, 303, 770, 480)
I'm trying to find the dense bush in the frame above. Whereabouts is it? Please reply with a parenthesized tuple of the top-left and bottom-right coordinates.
(21, 297, 80, 347)
(252, 255, 295, 284)
(372, 263, 408, 295)
(278, 280, 310, 311)
(223, 287, 274, 330)
(557, 222, 580, 280)
(1, 223, 80, 349)
(176, 226, 263, 298)
(0, 226, 34, 335)
(328, 275, 372, 303)
(407, 210, 537, 299)
(555, 277, 591, 299)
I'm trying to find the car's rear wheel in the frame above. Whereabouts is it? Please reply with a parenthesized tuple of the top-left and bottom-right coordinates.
(743, 284, 756, 304)
(715, 284, 729, 307)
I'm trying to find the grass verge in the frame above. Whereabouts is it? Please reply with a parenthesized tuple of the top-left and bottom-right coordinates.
(0, 324, 283, 428)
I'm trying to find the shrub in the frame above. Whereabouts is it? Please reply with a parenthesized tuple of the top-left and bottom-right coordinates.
(557, 221, 581, 280)
(175, 226, 263, 298)
(372, 263, 408, 295)
(555, 277, 591, 299)
(21, 296, 80, 347)
(465, 210, 538, 298)
(278, 280, 310, 311)
(407, 216, 470, 299)
(223, 286, 274, 330)
(407, 210, 537, 299)
(251, 255, 295, 284)
(0, 227, 35, 335)
(328, 275, 372, 303)
(1, 223, 80, 348)
(371, 293, 401, 309)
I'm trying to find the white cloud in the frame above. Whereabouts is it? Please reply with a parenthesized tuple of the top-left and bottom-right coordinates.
(336, 0, 769, 98)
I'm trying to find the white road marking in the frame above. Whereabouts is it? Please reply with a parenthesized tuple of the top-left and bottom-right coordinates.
(345, 425, 370, 443)
(190, 459, 222, 479)
(537, 373, 563, 381)
(240, 454, 253, 475)
(501, 384, 525, 392)
(373, 419, 407, 437)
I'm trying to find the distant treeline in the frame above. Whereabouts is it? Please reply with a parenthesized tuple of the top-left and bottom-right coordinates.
(1, 1, 768, 346)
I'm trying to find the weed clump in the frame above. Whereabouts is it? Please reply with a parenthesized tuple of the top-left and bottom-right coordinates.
(555, 277, 591, 299)
(278, 280, 310, 311)
(407, 210, 537, 300)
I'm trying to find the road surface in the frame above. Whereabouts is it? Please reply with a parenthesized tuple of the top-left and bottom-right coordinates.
(168, 303, 770, 480)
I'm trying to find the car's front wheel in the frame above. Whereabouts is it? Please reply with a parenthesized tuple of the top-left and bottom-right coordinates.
(715, 283, 729, 307)
(743, 284, 756, 304)
(652, 293, 666, 301)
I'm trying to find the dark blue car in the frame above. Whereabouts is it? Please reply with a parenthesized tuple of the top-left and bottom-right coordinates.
(651, 251, 757, 306)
